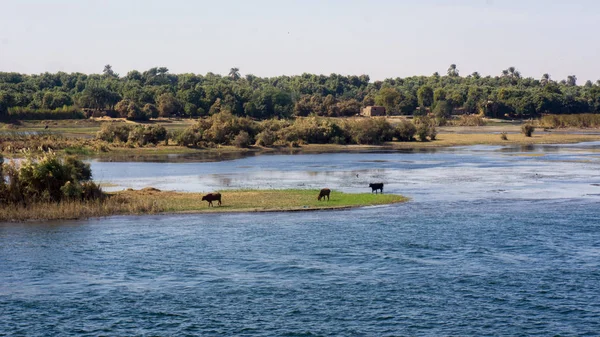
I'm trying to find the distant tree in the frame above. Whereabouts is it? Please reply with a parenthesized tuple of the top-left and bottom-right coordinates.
(103, 64, 117, 78)
(157, 67, 169, 76)
(229, 67, 240, 80)
(447, 64, 459, 77)
(471, 72, 481, 79)
(142, 103, 159, 119)
(417, 86, 434, 107)
(157, 93, 182, 117)
(566, 75, 577, 86)
(375, 87, 400, 114)
(433, 100, 453, 119)
(126, 70, 143, 82)
(584, 80, 593, 88)
(541, 73, 551, 86)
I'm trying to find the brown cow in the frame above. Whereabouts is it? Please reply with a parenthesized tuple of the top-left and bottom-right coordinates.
(318, 188, 330, 201)
(201, 193, 222, 207)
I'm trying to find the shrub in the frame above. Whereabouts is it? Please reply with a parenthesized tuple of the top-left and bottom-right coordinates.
(521, 124, 535, 137)
(500, 132, 508, 140)
(429, 125, 437, 140)
(233, 131, 252, 148)
(255, 129, 278, 147)
(394, 120, 416, 141)
(285, 117, 348, 144)
(346, 118, 394, 144)
(142, 104, 159, 119)
(96, 124, 133, 143)
(127, 125, 168, 146)
(416, 124, 430, 141)
(0, 153, 100, 204)
(176, 128, 203, 147)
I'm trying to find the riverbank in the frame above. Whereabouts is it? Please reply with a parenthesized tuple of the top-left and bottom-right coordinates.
(0, 188, 408, 222)
(3, 117, 600, 159)
(3, 130, 600, 160)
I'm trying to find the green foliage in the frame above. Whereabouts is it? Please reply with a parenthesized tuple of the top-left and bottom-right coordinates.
(414, 117, 437, 142)
(4, 106, 84, 120)
(417, 86, 434, 107)
(0, 153, 102, 204)
(433, 100, 453, 119)
(127, 125, 168, 146)
(96, 123, 133, 142)
(2, 66, 599, 123)
(346, 118, 394, 144)
(394, 120, 417, 141)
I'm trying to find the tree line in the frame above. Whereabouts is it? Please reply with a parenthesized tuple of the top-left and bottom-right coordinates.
(1, 64, 600, 120)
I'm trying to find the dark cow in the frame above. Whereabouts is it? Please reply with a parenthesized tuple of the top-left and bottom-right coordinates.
(318, 188, 331, 201)
(369, 183, 384, 194)
(201, 193, 222, 207)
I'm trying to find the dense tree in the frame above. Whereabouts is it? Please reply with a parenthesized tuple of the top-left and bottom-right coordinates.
(0, 66, 599, 121)
(417, 86, 434, 107)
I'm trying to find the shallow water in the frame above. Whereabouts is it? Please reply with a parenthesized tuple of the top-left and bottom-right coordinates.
(2, 143, 600, 335)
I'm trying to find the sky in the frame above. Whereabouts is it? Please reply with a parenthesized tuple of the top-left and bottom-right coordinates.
(1, 0, 599, 83)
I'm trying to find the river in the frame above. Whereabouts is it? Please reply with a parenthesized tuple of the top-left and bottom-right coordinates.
(1, 143, 600, 335)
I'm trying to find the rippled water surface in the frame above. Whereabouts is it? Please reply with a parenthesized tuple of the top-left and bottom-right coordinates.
(2, 143, 600, 335)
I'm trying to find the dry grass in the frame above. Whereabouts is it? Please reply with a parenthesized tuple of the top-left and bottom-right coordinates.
(0, 189, 408, 222)
(386, 132, 600, 148)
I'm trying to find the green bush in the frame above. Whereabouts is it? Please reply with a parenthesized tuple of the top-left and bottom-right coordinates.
(0, 153, 101, 204)
(255, 129, 278, 147)
(416, 124, 430, 141)
(96, 124, 133, 143)
(128, 125, 167, 146)
(346, 118, 394, 145)
(394, 120, 417, 141)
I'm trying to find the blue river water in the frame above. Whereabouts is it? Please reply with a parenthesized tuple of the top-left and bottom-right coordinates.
(2, 143, 600, 335)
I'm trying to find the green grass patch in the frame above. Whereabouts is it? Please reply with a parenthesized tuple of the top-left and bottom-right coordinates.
(0, 188, 408, 222)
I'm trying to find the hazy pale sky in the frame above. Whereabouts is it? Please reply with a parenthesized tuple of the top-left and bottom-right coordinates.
(1, 0, 599, 82)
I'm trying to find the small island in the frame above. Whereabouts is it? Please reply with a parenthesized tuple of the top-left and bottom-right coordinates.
(0, 188, 408, 222)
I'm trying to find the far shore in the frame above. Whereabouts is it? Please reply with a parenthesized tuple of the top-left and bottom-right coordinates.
(3, 118, 600, 160)
(0, 189, 408, 222)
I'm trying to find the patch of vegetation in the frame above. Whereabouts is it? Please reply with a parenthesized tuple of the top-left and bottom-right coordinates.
(0, 187, 408, 222)
(0, 152, 103, 205)
(539, 114, 600, 128)
(521, 124, 535, 137)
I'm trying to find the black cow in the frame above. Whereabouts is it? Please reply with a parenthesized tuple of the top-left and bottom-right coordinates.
(318, 188, 331, 201)
(201, 193, 222, 207)
(369, 183, 384, 194)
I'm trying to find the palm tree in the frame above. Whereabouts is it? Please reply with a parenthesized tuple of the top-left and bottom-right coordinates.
(541, 73, 551, 86)
(103, 64, 116, 77)
(501, 69, 509, 77)
(229, 67, 240, 80)
(471, 72, 481, 79)
(566, 75, 577, 86)
(157, 67, 169, 76)
(447, 64, 459, 77)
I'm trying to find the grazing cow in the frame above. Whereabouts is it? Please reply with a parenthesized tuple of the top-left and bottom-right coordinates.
(369, 183, 384, 194)
(318, 188, 331, 201)
(201, 193, 222, 207)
